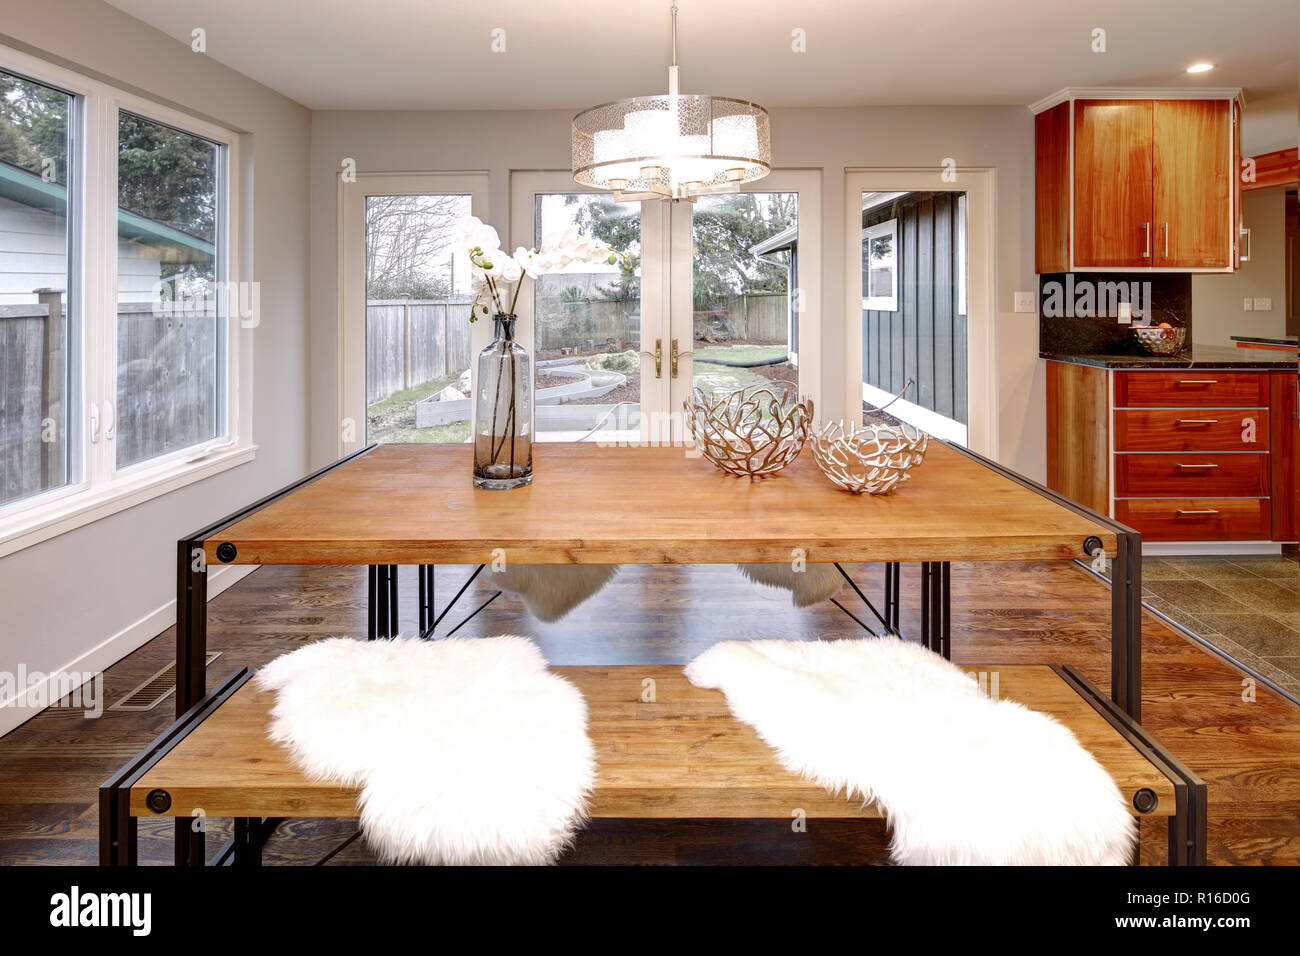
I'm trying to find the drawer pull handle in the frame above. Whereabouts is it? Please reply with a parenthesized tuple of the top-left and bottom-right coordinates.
(1175, 419, 1219, 425)
(1176, 463, 1219, 469)
(1176, 509, 1220, 516)
(1176, 379, 1218, 385)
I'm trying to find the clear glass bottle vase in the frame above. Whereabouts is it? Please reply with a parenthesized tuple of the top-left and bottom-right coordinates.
(473, 313, 532, 489)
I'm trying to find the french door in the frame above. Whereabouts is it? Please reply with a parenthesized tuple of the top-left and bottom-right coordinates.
(511, 170, 821, 443)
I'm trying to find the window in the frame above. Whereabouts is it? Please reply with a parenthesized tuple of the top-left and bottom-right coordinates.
(116, 111, 226, 468)
(0, 46, 246, 557)
(862, 219, 898, 312)
(0, 69, 77, 508)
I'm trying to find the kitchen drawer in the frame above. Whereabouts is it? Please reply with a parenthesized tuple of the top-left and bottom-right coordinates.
(1114, 453, 1269, 497)
(1115, 498, 1271, 541)
(1113, 408, 1271, 451)
(1114, 370, 1269, 408)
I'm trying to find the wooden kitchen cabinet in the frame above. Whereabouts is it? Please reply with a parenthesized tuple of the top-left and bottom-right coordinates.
(1046, 361, 1297, 544)
(1153, 99, 1231, 268)
(1034, 89, 1239, 273)
(1073, 99, 1154, 268)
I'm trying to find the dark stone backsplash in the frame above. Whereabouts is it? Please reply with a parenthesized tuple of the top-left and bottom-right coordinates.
(1038, 273, 1192, 355)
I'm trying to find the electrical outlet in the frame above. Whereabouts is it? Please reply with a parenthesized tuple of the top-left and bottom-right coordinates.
(1014, 291, 1036, 313)
(1243, 297, 1254, 311)
(1117, 302, 1133, 325)
(1253, 297, 1273, 311)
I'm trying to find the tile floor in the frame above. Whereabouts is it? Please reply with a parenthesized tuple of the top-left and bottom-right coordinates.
(1138, 551, 1300, 698)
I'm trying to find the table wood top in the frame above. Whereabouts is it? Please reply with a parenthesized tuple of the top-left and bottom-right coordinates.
(131, 664, 1173, 821)
(202, 443, 1116, 567)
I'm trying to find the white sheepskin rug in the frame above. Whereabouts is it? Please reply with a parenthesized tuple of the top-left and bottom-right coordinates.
(735, 563, 843, 607)
(491, 564, 619, 621)
(255, 635, 595, 865)
(686, 638, 1136, 865)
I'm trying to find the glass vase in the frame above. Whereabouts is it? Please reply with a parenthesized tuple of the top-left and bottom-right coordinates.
(473, 313, 533, 489)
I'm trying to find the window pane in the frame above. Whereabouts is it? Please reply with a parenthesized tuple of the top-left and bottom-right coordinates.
(533, 193, 641, 440)
(690, 192, 799, 398)
(0, 70, 75, 506)
(117, 110, 222, 468)
(364, 193, 474, 444)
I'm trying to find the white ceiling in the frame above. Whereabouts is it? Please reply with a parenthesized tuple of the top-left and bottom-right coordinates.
(104, 0, 1297, 116)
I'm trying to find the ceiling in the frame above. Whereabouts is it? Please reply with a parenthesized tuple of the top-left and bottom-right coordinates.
(104, 0, 1297, 117)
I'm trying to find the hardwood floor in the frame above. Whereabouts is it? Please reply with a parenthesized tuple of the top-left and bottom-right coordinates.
(1, 560, 1297, 865)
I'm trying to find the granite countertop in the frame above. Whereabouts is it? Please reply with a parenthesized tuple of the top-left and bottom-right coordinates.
(1041, 344, 1298, 369)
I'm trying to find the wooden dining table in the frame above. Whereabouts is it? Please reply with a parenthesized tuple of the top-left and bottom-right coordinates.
(178, 439, 1140, 718)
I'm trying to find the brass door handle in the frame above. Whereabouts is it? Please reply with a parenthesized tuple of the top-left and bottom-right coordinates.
(671, 338, 693, 379)
(641, 339, 663, 379)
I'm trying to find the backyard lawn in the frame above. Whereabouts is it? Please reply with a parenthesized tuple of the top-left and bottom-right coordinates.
(366, 377, 471, 444)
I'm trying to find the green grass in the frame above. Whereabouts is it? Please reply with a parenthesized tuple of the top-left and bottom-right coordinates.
(693, 345, 788, 365)
(367, 376, 471, 445)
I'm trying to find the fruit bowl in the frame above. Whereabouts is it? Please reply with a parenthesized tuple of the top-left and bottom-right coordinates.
(1133, 325, 1186, 356)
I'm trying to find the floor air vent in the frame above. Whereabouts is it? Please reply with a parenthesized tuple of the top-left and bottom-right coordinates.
(109, 652, 222, 712)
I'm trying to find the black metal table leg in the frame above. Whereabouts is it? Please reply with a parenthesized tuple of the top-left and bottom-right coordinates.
(368, 564, 399, 640)
(1112, 532, 1143, 722)
(418, 565, 435, 638)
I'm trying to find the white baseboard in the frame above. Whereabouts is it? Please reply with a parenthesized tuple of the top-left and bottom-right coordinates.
(1143, 542, 1282, 557)
(0, 564, 258, 738)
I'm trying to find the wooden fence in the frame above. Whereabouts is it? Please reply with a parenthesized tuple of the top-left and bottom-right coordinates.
(1, 301, 219, 506)
(366, 298, 474, 404)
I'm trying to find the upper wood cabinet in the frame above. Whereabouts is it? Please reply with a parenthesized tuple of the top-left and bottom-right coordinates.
(1034, 89, 1240, 273)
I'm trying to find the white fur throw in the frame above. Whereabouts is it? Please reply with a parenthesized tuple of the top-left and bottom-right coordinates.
(491, 564, 618, 621)
(686, 638, 1136, 865)
(735, 563, 843, 607)
(256, 636, 594, 865)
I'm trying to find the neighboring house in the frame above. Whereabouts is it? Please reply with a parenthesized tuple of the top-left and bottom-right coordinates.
(748, 224, 799, 366)
(0, 158, 213, 305)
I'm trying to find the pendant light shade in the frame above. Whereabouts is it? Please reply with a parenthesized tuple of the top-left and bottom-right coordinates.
(571, 4, 771, 201)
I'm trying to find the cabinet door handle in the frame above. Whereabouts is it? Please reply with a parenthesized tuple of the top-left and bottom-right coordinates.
(1176, 463, 1218, 469)
(1176, 379, 1218, 385)
(1175, 418, 1219, 424)
(1161, 221, 1169, 259)
(1176, 509, 1220, 516)
(1141, 221, 1151, 258)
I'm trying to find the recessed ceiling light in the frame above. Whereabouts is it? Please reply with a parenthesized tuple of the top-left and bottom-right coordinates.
(1186, 63, 1215, 74)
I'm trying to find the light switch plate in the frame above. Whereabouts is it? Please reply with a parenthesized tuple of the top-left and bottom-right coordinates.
(1253, 297, 1272, 311)
(1243, 297, 1254, 311)
(1014, 291, 1036, 313)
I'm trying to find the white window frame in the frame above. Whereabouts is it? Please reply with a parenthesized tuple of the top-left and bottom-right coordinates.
(861, 218, 899, 312)
(0, 43, 252, 559)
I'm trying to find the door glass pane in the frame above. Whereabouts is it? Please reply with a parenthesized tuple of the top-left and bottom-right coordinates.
(117, 110, 223, 467)
(859, 190, 968, 443)
(533, 193, 641, 441)
(0, 70, 75, 506)
(689, 192, 799, 399)
(365, 193, 474, 443)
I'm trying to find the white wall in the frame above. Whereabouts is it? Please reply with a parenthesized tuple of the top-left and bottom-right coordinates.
(309, 104, 1043, 478)
(1192, 186, 1291, 347)
(0, 0, 311, 734)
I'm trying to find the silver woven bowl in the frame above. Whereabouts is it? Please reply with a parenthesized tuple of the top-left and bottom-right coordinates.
(1133, 325, 1186, 356)
(683, 385, 814, 478)
(811, 421, 929, 494)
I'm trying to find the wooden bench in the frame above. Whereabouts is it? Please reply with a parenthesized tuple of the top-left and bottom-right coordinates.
(101, 664, 1205, 865)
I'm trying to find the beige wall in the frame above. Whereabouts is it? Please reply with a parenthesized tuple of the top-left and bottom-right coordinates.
(1192, 186, 1291, 346)
(309, 105, 1044, 477)
(0, 0, 311, 732)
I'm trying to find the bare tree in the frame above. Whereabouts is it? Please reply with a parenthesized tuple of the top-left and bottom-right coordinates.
(365, 195, 469, 298)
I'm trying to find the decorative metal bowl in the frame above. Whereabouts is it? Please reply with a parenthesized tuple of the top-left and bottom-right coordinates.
(683, 385, 814, 478)
(1133, 325, 1186, 356)
(811, 421, 930, 495)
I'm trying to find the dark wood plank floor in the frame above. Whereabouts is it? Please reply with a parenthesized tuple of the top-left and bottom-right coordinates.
(1, 560, 1297, 865)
